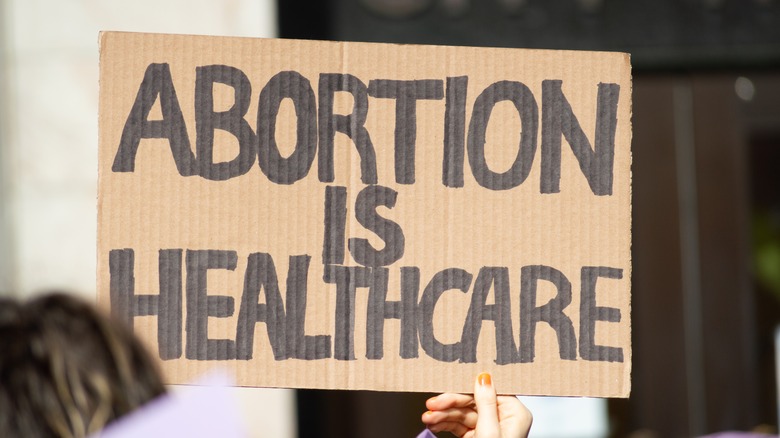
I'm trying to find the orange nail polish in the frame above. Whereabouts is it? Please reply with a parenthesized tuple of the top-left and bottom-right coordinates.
(424, 410, 434, 417)
(478, 372, 492, 386)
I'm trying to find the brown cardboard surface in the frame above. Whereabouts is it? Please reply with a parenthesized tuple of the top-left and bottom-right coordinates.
(97, 31, 632, 397)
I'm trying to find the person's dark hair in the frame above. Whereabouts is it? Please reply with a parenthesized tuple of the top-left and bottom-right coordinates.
(0, 292, 165, 437)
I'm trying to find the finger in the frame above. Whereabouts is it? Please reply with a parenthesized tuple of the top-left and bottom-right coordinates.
(496, 396, 533, 437)
(427, 420, 472, 437)
(426, 393, 476, 411)
(473, 372, 500, 437)
(421, 407, 478, 429)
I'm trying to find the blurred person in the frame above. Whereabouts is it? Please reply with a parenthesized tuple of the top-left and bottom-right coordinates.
(422, 373, 532, 438)
(0, 292, 165, 437)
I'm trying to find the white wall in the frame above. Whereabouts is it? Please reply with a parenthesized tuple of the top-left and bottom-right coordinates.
(0, 2, 295, 436)
(1, 0, 277, 298)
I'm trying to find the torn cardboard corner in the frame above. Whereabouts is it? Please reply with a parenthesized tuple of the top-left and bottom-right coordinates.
(97, 31, 632, 397)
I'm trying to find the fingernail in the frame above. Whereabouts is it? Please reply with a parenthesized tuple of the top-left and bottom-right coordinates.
(427, 396, 437, 403)
(424, 410, 433, 417)
(478, 372, 492, 386)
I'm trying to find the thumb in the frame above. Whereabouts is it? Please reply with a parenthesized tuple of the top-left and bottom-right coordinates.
(474, 373, 500, 437)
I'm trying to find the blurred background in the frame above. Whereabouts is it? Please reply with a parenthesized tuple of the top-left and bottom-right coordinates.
(1, 0, 779, 437)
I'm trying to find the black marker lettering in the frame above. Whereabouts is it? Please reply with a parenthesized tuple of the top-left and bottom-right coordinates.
(318, 73, 377, 184)
(185, 250, 237, 361)
(579, 266, 623, 362)
(541, 80, 619, 196)
(368, 79, 444, 184)
(519, 265, 577, 363)
(365, 267, 421, 359)
(113, 63, 197, 176)
(468, 81, 538, 191)
(419, 268, 472, 362)
(322, 185, 348, 265)
(443, 76, 468, 188)
(348, 185, 405, 267)
(236, 253, 330, 360)
(324, 265, 371, 360)
(257, 71, 317, 184)
(195, 65, 257, 181)
(460, 267, 520, 364)
(109, 248, 183, 360)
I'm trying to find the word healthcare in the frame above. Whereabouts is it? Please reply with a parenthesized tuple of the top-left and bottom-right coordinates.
(110, 248, 624, 365)
(107, 62, 625, 366)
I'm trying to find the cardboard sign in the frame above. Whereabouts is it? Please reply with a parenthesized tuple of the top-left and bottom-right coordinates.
(97, 32, 632, 397)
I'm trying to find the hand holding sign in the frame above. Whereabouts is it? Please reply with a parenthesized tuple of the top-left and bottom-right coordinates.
(422, 373, 532, 438)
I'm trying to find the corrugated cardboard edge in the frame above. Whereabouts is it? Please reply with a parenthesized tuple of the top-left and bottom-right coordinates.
(625, 51, 634, 399)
